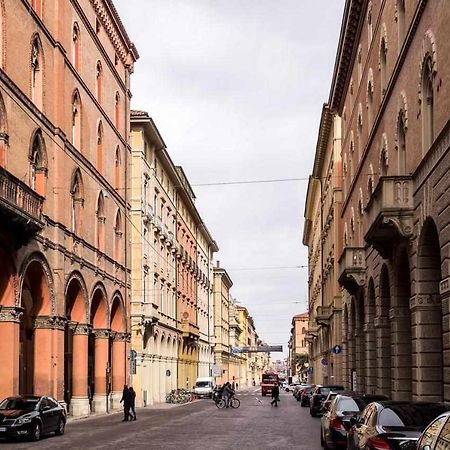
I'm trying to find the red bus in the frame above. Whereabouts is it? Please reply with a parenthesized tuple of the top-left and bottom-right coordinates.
(261, 372, 279, 396)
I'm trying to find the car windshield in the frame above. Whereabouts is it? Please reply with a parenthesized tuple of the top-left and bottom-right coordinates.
(337, 398, 360, 412)
(379, 404, 450, 427)
(0, 398, 39, 411)
(196, 381, 211, 388)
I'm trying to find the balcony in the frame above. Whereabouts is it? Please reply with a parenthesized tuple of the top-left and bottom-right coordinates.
(181, 319, 200, 344)
(0, 166, 44, 247)
(338, 247, 366, 295)
(315, 306, 331, 328)
(142, 302, 159, 326)
(364, 176, 413, 259)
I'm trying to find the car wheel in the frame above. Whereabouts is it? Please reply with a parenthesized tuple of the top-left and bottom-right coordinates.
(55, 418, 65, 435)
(30, 422, 41, 441)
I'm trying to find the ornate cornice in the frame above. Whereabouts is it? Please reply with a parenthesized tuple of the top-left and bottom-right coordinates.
(0, 306, 23, 323)
(34, 315, 67, 330)
(329, 0, 366, 113)
(69, 322, 91, 335)
(93, 328, 110, 339)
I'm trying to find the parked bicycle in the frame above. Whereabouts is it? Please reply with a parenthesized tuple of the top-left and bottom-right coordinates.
(165, 388, 193, 404)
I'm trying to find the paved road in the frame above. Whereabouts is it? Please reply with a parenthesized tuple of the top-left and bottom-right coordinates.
(1, 389, 323, 449)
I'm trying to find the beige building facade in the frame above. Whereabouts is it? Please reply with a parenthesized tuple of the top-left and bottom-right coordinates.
(307, 0, 450, 401)
(0, 0, 137, 417)
(288, 312, 309, 379)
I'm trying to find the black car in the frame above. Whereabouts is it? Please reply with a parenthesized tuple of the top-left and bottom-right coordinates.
(416, 410, 450, 450)
(347, 401, 450, 450)
(0, 396, 66, 441)
(310, 385, 344, 417)
(299, 385, 316, 406)
(321, 392, 389, 449)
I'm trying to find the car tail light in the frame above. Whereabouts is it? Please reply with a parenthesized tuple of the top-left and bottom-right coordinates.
(366, 436, 391, 450)
(330, 417, 345, 431)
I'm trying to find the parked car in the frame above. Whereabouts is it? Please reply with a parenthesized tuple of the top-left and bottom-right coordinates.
(293, 384, 307, 400)
(285, 382, 301, 393)
(0, 395, 66, 441)
(310, 385, 345, 417)
(321, 392, 389, 449)
(299, 385, 316, 406)
(193, 377, 215, 398)
(416, 410, 450, 450)
(347, 401, 450, 450)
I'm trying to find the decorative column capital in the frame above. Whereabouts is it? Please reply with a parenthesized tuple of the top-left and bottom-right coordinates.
(0, 306, 23, 323)
(112, 331, 128, 342)
(93, 328, 110, 339)
(69, 322, 91, 335)
(34, 315, 67, 330)
(410, 294, 441, 311)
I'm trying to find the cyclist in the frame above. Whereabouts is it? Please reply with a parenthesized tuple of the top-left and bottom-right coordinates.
(222, 382, 235, 408)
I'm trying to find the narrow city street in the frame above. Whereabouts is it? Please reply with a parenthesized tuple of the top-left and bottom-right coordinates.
(0, 389, 322, 450)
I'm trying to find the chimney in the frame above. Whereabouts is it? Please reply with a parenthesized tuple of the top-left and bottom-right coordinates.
(216, 260, 220, 268)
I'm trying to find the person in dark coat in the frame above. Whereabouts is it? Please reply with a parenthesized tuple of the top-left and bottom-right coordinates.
(129, 386, 137, 421)
(120, 385, 132, 421)
(270, 383, 280, 407)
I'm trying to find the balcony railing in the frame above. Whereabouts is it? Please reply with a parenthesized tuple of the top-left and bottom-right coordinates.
(181, 319, 200, 342)
(364, 176, 413, 258)
(338, 246, 366, 295)
(0, 166, 44, 246)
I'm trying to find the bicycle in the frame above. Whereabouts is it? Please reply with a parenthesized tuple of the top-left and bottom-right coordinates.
(215, 396, 240, 409)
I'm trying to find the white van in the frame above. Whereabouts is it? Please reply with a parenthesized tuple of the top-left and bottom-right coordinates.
(194, 377, 215, 398)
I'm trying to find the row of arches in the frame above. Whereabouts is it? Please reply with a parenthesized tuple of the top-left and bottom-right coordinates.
(343, 218, 444, 401)
(0, 248, 128, 415)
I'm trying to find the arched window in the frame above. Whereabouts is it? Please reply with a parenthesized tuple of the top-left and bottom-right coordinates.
(114, 209, 123, 263)
(72, 90, 81, 150)
(29, 129, 47, 196)
(421, 55, 434, 154)
(0, 92, 8, 167)
(96, 191, 105, 252)
(380, 148, 388, 176)
(96, 121, 103, 174)
(114, 92, 120, 129)
(31, 0, 42, 18)
(397, 110, 407, 175)
(114, 146, 121, 190)
(96, 61, 103, 104)
(31, 36, 43, 109)
(367, 6, 373, 45)
(72, 23, 80, 71)
(397, 0, 405, 50)
(357, 111, 363, 161)
(380, 37, 387, 96)
(357, 46, 362, 83)
(70, 169, 84, 235)
(367, 77, 374, 131)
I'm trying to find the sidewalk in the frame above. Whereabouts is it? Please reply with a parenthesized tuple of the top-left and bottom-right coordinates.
(67, 399, 199, 423)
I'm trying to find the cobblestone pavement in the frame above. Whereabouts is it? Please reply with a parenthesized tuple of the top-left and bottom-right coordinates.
(0, 389, 323, 450)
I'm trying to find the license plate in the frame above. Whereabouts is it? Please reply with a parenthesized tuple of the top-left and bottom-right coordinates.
(0, 427, 7, 432)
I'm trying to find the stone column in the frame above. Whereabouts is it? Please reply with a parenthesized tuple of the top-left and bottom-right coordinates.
(0, 307, 22, 400)
(390, 306, 412, 400)
(354, 328, 365, 391)
(70, 323, 91, 416)
(92, 328, 110, 413)
(375, 315, 391, 397)
(111, 332, 127, 410)
(364, 322, 377, 394)
(411, 294, 443, 401)
(33, 316, 66, 399)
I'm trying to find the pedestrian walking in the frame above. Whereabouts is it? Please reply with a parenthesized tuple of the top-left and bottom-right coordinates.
(129, 386, 137, 421)
(120, 385, 132, 421)
(236, 383, 238, 390)
(270, 383, 280, 407)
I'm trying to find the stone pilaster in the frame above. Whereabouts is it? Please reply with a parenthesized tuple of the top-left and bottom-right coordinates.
(374, 315, 392, 397)
(363, 322, 377, 394)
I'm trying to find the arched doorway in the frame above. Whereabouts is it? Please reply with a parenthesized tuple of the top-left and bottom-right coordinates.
(355, 290, 366, 391)
(415, 218, 443, 400)
(348, 298, 356, 390)
(342, 303, 349, 388)
(110, 294, 126, 409)
(392, 247, 412, 400)
(90, 285, 109, 412)
(65, 273, 89, 416)
(20, 259, 53, 396)
(366, 279, 377, 393)
(377, 264, 392, 397)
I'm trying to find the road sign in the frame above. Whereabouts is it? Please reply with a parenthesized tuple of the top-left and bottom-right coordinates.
(331, 345, 342, 354)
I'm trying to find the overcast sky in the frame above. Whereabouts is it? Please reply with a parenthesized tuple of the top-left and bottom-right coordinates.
(115, 0, 345, 360)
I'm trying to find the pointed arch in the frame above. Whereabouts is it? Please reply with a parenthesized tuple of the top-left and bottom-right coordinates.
(396, 0, 406, 49)
(72, 22, 80, 71)
(96, 191, 106, 251)
(72, 89, 82, 150)
(380, 133, 389, 176)
(114, 146, 121, 190)
(90, 282, 109, 329)
(367, 68, 374, 130)
(0, 89, 8, 167)
(396, 92, 408, 175)
(96, 121, 104, 174)
(70, 168, 84, 235)
(114, 209, 123, 264)
(30, 34, 44, 110)
(29, 128, 47, 196)
(114, 92, 120, 129)
(379, 24, 388, 95)
(110, 292, 126, 332)
(96, 61, 103, 104)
